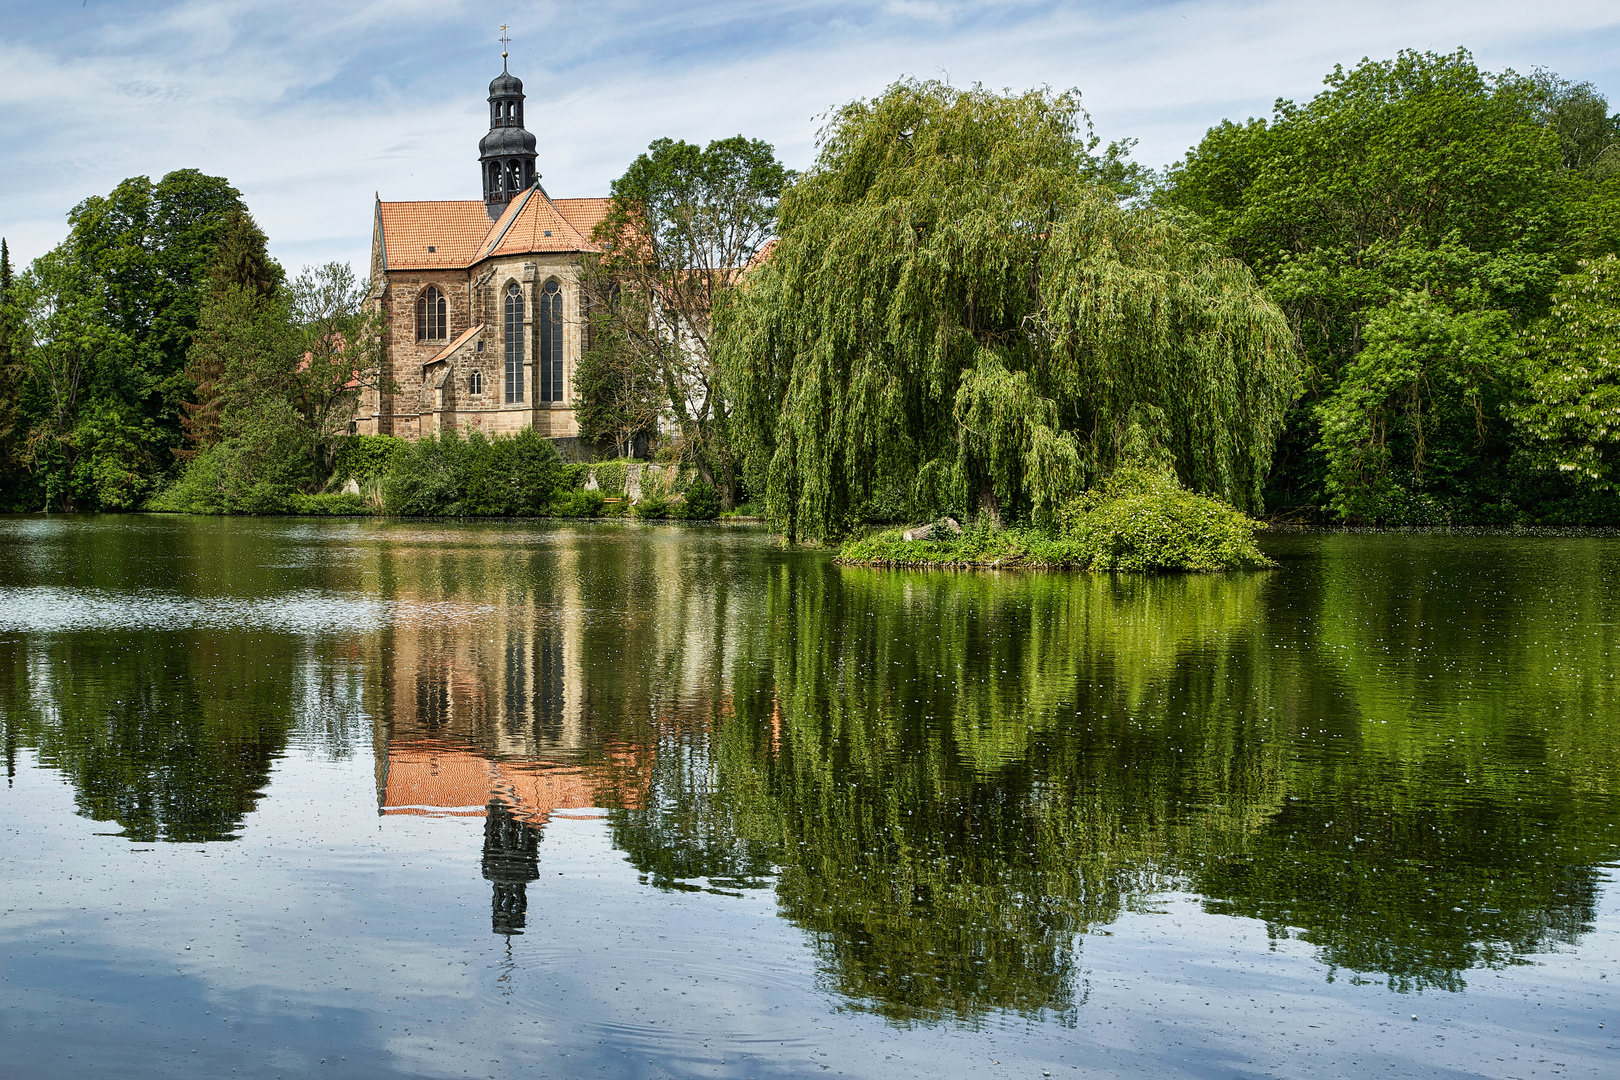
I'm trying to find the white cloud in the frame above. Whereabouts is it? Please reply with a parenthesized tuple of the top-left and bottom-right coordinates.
(1, 0, 1616, 274)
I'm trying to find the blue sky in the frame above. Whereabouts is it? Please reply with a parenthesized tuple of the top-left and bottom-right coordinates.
(2, 0, 1618, 276)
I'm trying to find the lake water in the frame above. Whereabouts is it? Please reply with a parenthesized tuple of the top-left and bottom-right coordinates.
(1, 516, 1617, 1079)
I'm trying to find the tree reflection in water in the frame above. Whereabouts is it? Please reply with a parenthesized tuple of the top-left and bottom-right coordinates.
(610, 551, 1620, 1019)
(4, 521, 1619, 1026)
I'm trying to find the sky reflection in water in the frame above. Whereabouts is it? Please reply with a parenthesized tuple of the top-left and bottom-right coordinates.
(0, 516, 1617, 1078)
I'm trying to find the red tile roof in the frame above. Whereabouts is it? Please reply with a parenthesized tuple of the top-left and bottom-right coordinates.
(378, 192, 613, 271)
(478, 187, 600, 260)
(377, 201, 493, 270)
(554, 198, 613, 242)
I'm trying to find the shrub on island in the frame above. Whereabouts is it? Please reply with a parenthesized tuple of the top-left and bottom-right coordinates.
(837, 470, 1271, 572)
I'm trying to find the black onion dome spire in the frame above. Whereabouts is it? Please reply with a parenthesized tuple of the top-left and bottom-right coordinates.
(480, 50, 539, 220)
(489, 69, 523, 97)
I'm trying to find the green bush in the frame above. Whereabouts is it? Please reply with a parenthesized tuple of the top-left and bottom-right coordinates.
(332, 434, 407, 483)
(634, 494, 670, 519)
(838, 469, 1271, 572)
(235, 480, 292, 516)
(383, 429, 563, 516)
(554, 489, 606, 517)
(674, 480, 720, 520)
(289, 492, 369, 515)
(150, 430, 309, 515)
(557, 463, 589, 491)
(1056, 468, 1271, 571)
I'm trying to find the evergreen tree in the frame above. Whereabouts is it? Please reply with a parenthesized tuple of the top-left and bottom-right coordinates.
(0, 238, 29, 506)
(180, 209, 283, 456)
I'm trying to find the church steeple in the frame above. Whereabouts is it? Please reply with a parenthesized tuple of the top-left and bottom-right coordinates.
(480, 30, 539, 220)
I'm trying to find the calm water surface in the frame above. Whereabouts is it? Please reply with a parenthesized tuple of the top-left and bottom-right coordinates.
(1, 516, 1617, 1079)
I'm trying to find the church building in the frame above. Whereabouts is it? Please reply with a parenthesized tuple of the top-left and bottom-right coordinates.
(356, 57, 609, 452)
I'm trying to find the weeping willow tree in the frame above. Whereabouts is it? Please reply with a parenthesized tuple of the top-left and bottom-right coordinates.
(718, 81, 1300, 540)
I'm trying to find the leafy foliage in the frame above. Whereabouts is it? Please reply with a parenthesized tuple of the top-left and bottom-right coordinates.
(586, 460, 629, 496)
(157, 263, 386, 512)
(581, 135, 790, 503)
(331, 434, 407, 484)
(555, 489, 607, 517)
(840, 469, 1269, 572)
(1055, 467, 1272, 571)
(1513, 255, 1620, 486)
(720, 80, 1297, 542)
(1160, 50, 1620, 520)
(572, 304, 661, 453)
(675, 479, 720, 519)
(0, 239, 32, 507)
(9, 171, 254, 510)
(180, 208, 283, 455)
(1315, 293, 1516, 522)
(382, 428, 564, 517)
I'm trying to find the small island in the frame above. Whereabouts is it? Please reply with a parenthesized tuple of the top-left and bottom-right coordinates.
(837, 467, 1273, 572)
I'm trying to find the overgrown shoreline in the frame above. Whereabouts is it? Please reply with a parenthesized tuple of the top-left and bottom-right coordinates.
(150, 431, 737, 521)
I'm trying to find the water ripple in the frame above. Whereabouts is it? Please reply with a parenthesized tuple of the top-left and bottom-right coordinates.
(0, 587, 493, 635)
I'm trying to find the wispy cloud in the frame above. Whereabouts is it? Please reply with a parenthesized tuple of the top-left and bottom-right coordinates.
(1, 0, 1616, 274)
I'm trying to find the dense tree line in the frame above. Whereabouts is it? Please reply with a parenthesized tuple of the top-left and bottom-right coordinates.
(4, 49, 1617, 525)
(0, 169, 381, 512)
(1159, 49, 1620, 522)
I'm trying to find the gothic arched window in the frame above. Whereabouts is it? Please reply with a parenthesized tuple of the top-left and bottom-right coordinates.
(538, 279, 563, 403)
(469, 369, 483, 396)
(416, 286, 447, 342)
(504, 282, 524, 403)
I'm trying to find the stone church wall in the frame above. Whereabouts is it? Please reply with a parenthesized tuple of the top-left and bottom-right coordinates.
(361, 250, 587, 444)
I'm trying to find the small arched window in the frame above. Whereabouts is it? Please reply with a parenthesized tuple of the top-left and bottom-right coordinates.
(416, 286, 447, 342)
(469, 370, 483, 396)
(504, 282, 524, 403)
(538, 279, 563, 403)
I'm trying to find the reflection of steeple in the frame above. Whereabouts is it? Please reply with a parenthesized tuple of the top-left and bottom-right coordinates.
(482, 799, 541, 935)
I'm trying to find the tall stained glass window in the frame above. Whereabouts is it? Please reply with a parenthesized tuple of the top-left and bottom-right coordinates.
(538, 279, 563, 403)
(416, 286, 446, 342)
(504, 282, 524, 403)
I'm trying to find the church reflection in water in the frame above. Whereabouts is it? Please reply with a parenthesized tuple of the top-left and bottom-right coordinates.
(372, 586, 649, 935)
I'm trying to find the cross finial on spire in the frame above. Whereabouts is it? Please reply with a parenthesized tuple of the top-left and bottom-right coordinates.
(499, 24, 511, 70)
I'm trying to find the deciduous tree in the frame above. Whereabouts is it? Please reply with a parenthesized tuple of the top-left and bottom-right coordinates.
(1513, 255, 1620, 487)
(580, 136, 789, 500)
(1160, 50, 1617, 519)
(719, 80, 1297, 541)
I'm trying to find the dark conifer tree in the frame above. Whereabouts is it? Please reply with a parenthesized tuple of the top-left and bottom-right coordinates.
(0, 238, 29, 506)
(181, 210, 283, 456)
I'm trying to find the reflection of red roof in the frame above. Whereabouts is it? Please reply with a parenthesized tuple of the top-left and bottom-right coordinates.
(381, 739, 644, 826)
